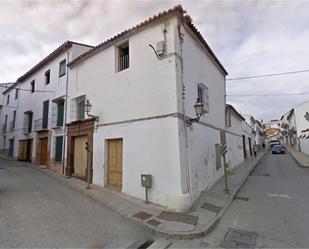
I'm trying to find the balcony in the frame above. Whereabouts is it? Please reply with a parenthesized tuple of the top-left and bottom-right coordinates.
(2, 124, 7, 133)
(9, 121, 15, 131)
(118, 54, 129, 71)
(34, 118, 48, 132)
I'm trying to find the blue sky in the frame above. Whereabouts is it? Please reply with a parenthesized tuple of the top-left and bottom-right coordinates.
(1, 0, 309, 121)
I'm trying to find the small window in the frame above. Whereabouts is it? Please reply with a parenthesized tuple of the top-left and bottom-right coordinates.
(59, 59, 66, 77)
(117, 41, 129, 72)
(7, 95, 10, 105)
(15, 88, 18, 99)
(197, 83, 209, 113)
(31, 80, 35, 93)
(45, 70, 50, 85)
(76, 96, 85, 120)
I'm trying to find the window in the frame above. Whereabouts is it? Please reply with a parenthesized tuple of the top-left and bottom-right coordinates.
(117, 41, 129, 72)
(56, 101, 64, 126)
(76, 96, 85, 120)
(12, 110, 16, 129)
(23, 112, 33, 134)
(59, 59, 66, 77)
(4, 114, 8, 130)
(42, 100, 49, 129)
(197, 83, 209, 113)
(45, 70, 50, 85)
(54, 136, 63, 162)
(15, 88, 18, 99)
(6, 95, 10, 105)
(225, 109, 231, 127)
(31, 80, 35, 93)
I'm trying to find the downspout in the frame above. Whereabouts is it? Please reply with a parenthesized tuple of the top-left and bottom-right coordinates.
(177, 22, 193, 204)
(62, 51, 69, 175)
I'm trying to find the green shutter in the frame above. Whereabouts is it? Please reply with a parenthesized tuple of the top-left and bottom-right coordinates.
(55, 136, 63, 162)
(42, 100, 49, 129)
(57, 102, 64, 126)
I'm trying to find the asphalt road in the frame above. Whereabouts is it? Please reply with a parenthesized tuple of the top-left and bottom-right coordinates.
(0, 159, 154, 248)
(202, 152, 309, 248)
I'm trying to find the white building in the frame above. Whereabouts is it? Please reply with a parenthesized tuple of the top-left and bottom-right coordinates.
(0, 41, 92, 173)
(225, 104, 247, 168)
(65, 6, 228, 211)
(293, 101, 309, 154)
(0, 83, 19, 156)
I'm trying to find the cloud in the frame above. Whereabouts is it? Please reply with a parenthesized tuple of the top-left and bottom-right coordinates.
(1, 0, 309, 121)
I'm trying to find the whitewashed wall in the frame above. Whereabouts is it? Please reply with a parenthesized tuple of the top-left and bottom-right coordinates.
(176, 24, 226, 203)
(294, 101, 309, 155)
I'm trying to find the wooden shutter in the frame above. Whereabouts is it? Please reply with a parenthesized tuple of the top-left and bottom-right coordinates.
(55, 136, 63, 162)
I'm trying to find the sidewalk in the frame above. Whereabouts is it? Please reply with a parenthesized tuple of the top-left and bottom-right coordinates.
(5, 152, 264, 239)
(285, 146, 309, 168)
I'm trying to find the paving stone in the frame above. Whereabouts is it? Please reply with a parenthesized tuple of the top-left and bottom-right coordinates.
(157, 211, 198, 226)
(200, 202, 222, 214)
(132, 211, 153, 220)
(147, 219, 161, 226)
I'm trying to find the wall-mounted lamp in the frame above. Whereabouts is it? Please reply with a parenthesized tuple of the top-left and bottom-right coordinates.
(305, 112, 309, 122)
(185, 98, 204, 127)
(85, 99, 99, 121)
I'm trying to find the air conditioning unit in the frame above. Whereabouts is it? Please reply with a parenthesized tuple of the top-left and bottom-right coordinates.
(156, 41, 165, 56)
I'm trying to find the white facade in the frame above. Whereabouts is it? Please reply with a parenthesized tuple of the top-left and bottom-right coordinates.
(294, 101, 309, 155)
(0, 42, 92, 171)
(67, 8, 227, 211)
(0, 84, 19, 156)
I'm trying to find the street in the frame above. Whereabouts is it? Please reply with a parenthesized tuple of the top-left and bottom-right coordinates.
(181, 151, 309, 248)
(1, 152, 309, 248)
(0, 159, 154, 248)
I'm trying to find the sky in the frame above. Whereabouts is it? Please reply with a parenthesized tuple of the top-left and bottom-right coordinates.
(1, 0, 309, 121)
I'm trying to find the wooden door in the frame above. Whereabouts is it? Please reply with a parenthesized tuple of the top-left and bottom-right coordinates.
(40, 137, 48, 165)
(107, 139, 123, 191)
(73, 135, 88, 178)
(18, 140, 27, 160)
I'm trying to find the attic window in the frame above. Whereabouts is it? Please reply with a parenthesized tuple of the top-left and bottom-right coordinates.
(117, 41, 129, 72)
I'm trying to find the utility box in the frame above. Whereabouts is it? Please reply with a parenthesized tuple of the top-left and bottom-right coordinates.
(141, 174, 152, 188)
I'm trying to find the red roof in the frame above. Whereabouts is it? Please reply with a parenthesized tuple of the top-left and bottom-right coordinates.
(68, 5, 228, 75)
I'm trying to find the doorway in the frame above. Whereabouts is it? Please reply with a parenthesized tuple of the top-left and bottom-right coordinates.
(107, 139, 123, 192)
(73, 135, 88, 178)
(39, 137, 48, 165)
(242, 135, 247, 159)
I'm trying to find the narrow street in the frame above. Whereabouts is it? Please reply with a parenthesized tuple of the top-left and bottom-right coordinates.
(0, 159, 154, 248)
(200, 152, 309, 248)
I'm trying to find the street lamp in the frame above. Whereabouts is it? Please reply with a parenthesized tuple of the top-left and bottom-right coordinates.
(85, 99, 99, 121)
(186, 98, 204, 127)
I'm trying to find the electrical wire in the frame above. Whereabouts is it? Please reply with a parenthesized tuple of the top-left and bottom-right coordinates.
(227, 69, 309, 81)
(227, 92, 309, 97)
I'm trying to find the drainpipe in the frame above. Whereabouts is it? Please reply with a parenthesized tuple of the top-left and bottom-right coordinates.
(177, 22, 193, 204)
(62, 51, 70, 175)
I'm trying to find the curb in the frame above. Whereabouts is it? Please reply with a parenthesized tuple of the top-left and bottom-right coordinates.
(7, 153, 265, 240)
(285, 147, 309, 168)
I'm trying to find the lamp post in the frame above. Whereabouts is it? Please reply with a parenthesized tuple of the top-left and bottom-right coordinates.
(186, 98, 204, 127)
(84, 99, 99, 189)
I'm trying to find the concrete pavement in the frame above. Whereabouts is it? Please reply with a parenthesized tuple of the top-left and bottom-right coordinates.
(285, 145, 309, 168)
(0, 158, 155, 248)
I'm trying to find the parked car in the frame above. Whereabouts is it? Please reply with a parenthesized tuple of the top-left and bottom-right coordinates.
(272, 144, 285, 154)
(270, 141, 280, 147)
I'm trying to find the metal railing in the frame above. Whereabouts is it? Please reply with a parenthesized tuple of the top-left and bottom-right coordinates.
(34, 118, 48, 131)
(118, 54, 129, 71)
